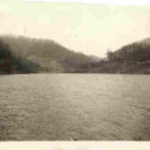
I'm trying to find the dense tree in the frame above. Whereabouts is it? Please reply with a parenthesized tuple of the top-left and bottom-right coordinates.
(0, 35, 99, 73)
(0, 38, 39, 74)
(1, 35, 150, 74)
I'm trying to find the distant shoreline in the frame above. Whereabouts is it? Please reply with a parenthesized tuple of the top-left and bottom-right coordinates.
(1, 35, 150, 74)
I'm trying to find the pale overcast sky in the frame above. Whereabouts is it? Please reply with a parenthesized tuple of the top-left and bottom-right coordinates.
(0, 0, 150, 57)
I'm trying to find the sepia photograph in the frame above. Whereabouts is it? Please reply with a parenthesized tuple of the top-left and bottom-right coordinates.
(0, 0, 150, 142)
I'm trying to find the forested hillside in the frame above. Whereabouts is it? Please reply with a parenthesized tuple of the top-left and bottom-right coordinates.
(0, 35, 98, 74)
(91, 38, 150, 74)
(1, 35, 150, 74)
(0, 39, 38, 74)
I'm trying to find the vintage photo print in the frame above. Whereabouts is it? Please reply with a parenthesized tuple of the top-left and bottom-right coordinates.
(0, 0, 150, 144)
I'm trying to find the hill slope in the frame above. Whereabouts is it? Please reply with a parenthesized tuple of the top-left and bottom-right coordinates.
(0, 38, 39, 74)
(0, 35, 97, 74)
(92, 37, 150, 74)
(1, 35, 150, 74)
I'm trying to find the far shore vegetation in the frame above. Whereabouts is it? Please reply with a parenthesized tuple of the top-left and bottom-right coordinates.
(0, 35, 150, 74)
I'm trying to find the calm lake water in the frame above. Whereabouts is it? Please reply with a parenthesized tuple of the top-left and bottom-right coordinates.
(0, 74, 150, 140)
